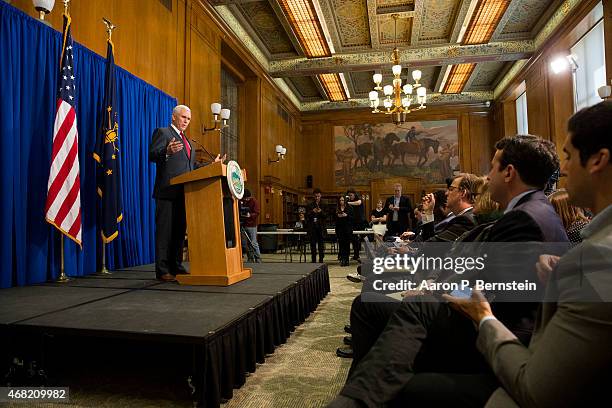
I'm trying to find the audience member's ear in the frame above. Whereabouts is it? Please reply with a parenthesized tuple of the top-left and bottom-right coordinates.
(504, 164, 516, 183)
(588, 148, 610, 174)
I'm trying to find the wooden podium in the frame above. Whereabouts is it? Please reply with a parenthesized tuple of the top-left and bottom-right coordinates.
(170, 161, 252, 286)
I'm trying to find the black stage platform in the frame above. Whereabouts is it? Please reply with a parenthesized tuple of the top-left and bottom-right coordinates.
(0, 262, 330, 407)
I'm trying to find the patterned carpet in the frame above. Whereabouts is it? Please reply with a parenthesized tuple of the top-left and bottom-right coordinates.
(223, 257, 360, 408)
(6, 254, 362, 408)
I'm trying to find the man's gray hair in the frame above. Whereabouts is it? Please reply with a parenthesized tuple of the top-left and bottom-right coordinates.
(172, 105, 191, 115)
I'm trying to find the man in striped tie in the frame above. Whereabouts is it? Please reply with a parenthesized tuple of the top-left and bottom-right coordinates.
(149, 105, 223, 281)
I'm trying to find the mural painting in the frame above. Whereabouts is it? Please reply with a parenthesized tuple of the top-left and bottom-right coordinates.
(334, 120, 459, 186)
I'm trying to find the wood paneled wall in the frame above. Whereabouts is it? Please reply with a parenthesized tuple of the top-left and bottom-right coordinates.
(299, 104, 493, 194)
(11, 0, 188, 99)
(493, 0, 609, 158)
(10, 0, 301, 226)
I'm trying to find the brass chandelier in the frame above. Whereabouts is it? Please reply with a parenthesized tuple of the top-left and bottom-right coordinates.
(368, 14, 426, 124)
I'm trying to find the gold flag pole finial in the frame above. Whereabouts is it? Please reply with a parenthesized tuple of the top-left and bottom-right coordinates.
(62, 0, 70, 15)
(102, 18, 117, 41)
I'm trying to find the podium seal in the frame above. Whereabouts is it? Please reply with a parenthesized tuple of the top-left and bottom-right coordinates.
(226, 160, 245, 199)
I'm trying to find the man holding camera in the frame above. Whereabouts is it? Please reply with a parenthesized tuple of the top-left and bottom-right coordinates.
(240, 189, 261, 262)
(346, 189, 365, 261)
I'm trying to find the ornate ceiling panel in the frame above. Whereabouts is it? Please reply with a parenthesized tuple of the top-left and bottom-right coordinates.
(236, 1, 297, 55)
(377, 14, 412, 45)
(376, 0, 415, 14)
(467, 61, 510, 91)
(496, 0, 559, 40)
(287, 76, 323, 99)
(414, 0, 461, 44)
(213, 0, 576, 109)
(330, 0, 372, 48)
(377, 0, 413, 8)
(348, 71, 376, 95)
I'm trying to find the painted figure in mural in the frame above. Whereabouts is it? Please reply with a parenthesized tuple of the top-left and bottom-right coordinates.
(431, 143, 453, 180)
(405, 126, 417, 143)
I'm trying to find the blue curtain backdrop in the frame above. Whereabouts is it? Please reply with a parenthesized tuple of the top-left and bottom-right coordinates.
(0, 2, 176, 288)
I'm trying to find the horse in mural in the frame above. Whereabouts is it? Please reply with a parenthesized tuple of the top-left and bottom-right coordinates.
(354, 142, 373, 169)
(370, 132, 400, 171)
(390, 137, 440, 167)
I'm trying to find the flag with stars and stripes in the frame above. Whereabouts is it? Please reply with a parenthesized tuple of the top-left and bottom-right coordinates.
(45, 13, 82, 246)
(93, 38, 123, 242)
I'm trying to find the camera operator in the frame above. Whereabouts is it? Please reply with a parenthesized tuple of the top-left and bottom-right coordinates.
(239, 189, 261, 261)
(346, 189, 364, 261)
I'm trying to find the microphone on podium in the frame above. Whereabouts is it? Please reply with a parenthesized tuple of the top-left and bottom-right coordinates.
(190, 138, 218, 162)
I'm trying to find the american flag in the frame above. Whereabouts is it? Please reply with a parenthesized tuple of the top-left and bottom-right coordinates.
(45, 14, 82, 246)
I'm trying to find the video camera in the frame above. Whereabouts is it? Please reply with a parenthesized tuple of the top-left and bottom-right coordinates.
(239, 199, 250, 222)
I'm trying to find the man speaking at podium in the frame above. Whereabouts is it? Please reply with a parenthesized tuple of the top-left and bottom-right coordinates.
(149, 105, 223, 282)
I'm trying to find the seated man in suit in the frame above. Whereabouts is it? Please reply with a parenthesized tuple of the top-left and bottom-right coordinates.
(339, 173, 484, 358)
(327, 134, 568, 408)
(400, 173, 483, 244)
(444, 101, 612, 407)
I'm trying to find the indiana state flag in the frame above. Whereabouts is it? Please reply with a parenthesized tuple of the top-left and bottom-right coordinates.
(93, 39, 123, 242)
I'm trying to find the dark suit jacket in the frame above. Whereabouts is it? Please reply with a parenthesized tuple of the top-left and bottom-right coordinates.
(335, 205, 354, 238)
(306, 200, 326, 231)
(419, 208, 476, 242)
(149, 126, 196, 200)
(384, 195, 413, 231)
(447, 191, 569, 340)
(479, 205, 612, 408)
(484, 190, 569, 244)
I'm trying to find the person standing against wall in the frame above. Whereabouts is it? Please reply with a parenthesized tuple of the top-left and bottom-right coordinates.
(240, 188, 261, 262)
(307, 188, 326, 263)
(335, 196, 353, 266)
(346, 189, 364, 261)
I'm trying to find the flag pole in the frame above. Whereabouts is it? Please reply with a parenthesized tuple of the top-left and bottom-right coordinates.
(56, 235, 71, 283)
(97, 240, 111, 275)
(95, 17, 118, 277)
(54, 0, 73, 284)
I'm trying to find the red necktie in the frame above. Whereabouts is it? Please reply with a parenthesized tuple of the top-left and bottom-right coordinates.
(180, 131, 191, 159)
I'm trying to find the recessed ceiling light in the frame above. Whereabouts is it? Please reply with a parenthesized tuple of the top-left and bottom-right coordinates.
(278, 0, 331, 58)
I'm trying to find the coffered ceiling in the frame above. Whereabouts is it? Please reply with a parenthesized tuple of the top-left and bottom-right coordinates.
(211, 0, 573, 110)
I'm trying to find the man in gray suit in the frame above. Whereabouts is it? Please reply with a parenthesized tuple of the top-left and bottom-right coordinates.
(149, 105, 223, 281)
(445, 101, 612, 407)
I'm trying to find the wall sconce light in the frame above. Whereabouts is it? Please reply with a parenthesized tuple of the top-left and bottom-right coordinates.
(550, 54, 578, 74)
(202, 102, 230, 133)
(32, 0, 55, 21)
(268, 144, 287, 164)
(598, 80, 612, 100)
(550, 54, 580, 112)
